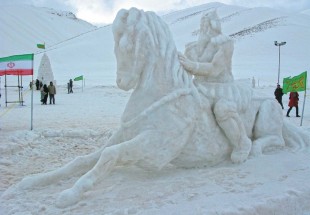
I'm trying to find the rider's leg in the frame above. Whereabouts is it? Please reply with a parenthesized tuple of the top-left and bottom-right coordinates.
(213, 99, 251, 163)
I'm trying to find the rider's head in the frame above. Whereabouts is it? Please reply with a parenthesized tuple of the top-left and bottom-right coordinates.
(200, 11, 221, 35)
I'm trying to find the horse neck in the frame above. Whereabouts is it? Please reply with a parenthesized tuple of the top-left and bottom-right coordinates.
(139, 51, 190, 96)
(122, 52, 193, 123)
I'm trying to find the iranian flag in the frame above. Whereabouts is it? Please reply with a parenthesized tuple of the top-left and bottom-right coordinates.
(0, 54, 34, 76)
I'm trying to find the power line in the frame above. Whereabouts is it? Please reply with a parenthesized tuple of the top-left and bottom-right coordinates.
(35, 24, 111, 55)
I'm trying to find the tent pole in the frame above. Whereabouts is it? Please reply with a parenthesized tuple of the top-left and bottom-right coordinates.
(5, 74, 7, 107)
(18, 75, 20, 105)
(21, 75, 24, 106)
(31, 67, 34, 130)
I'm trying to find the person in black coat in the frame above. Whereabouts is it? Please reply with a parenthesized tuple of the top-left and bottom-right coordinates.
(42, 84, 49, 105)
(274, 84, 284, 109)
(69, 79, 73, 93)
(35, 79, 40, 90)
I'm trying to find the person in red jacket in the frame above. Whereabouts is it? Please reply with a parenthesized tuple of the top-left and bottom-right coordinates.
(286, 91, 300, 117)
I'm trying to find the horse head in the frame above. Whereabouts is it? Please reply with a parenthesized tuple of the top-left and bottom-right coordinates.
(112, 8, 187, 91)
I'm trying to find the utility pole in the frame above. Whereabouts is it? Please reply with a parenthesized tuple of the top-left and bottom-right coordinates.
(274, 41, 286, 84)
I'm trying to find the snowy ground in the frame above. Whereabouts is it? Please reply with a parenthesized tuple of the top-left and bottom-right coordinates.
(0, 84, 309, 215)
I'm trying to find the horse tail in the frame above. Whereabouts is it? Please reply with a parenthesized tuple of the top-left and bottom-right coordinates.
(282, 120, 310, 151)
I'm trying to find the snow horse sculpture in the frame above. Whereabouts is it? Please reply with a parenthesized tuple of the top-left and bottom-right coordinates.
(18, 8, 309, 208)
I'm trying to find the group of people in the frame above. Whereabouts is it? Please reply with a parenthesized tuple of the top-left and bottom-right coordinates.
(40, 81, 56, 105)
(34, 78, 75, 105)
(274, 84, 300, 117)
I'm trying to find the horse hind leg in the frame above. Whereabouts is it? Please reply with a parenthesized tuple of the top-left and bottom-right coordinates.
(55, 129, 189, 208)
(56, 148, 118, 208)
(18, 129, 123, 190)
(18, 148, 103, 190)
(251, 99, 285, 156)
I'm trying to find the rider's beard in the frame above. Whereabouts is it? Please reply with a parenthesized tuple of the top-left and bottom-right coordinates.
(197, 35, 211, 57)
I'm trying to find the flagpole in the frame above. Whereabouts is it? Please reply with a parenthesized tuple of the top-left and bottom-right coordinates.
(300, 89, 306, 126)
(31, 60, 34, 130)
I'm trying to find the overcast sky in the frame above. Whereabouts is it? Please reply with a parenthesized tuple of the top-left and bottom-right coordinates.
(1, 0, 310, 25)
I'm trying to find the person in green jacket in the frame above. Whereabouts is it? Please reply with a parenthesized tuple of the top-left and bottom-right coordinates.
(48, 81, 56, 104)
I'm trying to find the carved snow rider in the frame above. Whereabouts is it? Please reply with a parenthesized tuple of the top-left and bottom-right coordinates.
(178, 11, 252, 163)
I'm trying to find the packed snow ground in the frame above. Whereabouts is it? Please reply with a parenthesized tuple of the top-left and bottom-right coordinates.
(0, 84, 309, 215)
(1, 2, 310, 215)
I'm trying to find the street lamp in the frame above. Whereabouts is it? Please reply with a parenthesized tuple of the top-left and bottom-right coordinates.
(274, 41, 286, 84)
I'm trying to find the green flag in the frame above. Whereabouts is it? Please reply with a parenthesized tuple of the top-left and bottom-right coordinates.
(283, 71, 307, 94)
(74, 75, 83, 81)
(37, 43, 45, 49)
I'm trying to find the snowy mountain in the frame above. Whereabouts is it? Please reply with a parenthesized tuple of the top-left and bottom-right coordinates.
(0, 5, 96, 57)
(0, 3, 309, 87)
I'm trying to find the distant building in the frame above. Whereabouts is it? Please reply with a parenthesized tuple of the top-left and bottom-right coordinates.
(37, 53, 55, 85)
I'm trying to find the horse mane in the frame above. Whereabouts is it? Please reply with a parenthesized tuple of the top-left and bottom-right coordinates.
(113, 7, 193, 88)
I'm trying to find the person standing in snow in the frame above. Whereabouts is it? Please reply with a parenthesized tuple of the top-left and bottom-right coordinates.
(35, 79, 40, 90)
(274, 84, 284, 109)
(48, 81, 56, 104)
(41, 84, 48, 105)
(69, 79, 73, 93)
(286, 91, 300, 117)
(39, 81, 43, 90)
(252, 77, 256, 88)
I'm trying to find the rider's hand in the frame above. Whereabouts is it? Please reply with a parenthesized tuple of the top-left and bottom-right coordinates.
(178, 52, 197, 74)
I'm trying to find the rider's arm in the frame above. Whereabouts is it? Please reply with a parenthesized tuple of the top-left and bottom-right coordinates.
(178, 41, 233, 77)
(178, 53, 212, 75)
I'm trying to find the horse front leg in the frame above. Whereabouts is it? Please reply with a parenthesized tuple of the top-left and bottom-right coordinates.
(18, 128, 123, 190)
(55, 129, 189, 208)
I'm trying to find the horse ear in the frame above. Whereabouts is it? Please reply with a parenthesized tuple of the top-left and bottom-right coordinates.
(127, 7, 142, 25)
(113, 9, 129, 41)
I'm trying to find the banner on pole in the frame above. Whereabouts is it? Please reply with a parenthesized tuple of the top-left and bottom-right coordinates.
(0, 54, 34, 76)
(283, 71, 307, 94)
(74, 75, 83, 81)
(37, 43, 45, 49)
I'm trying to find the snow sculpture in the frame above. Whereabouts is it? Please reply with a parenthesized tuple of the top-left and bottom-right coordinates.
(37, 53, 55, 85)
(17, 8, 309, 208)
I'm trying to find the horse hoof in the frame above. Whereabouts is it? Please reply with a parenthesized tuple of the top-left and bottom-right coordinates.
(231, 151, 248, 163)
(56, 188, 81, 208)
(231, 138, 251, 163)
(250, 144, 263, 157)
